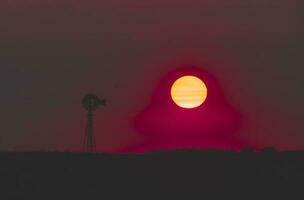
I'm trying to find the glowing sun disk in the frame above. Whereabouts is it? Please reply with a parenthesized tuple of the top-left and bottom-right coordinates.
(171, 76, 207, 109)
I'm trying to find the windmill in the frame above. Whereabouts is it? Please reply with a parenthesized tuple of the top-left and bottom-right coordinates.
(82, 94, 106, 153)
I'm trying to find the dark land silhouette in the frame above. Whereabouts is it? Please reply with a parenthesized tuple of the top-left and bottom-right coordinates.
(0, 149, 303, 198)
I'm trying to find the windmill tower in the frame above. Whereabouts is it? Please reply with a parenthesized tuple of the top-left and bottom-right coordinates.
(82, 94, 106, 153)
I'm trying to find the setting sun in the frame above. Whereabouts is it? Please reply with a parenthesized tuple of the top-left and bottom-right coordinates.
(171, 75, 208, 109)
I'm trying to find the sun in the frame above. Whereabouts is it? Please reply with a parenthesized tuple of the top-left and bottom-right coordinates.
(171, 75, 208, 109)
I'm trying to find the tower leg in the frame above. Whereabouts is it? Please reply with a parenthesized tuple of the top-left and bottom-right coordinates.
(84, 110, 96, 153)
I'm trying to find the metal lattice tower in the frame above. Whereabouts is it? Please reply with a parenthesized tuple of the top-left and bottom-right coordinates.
(82, 94, 106, 153)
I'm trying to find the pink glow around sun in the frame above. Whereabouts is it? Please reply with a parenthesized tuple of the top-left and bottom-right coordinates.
(121, 66, 248, 153)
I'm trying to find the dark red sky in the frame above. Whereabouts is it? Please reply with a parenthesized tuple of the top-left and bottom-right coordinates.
(0, 0, 303, 152)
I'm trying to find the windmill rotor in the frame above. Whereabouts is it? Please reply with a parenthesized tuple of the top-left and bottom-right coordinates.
(82, 94, 106, 111)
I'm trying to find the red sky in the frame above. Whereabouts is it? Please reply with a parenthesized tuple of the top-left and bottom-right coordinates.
(0, 0, 303, 152)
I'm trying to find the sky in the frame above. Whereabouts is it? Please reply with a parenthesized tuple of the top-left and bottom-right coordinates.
(0, 0, 303, 152)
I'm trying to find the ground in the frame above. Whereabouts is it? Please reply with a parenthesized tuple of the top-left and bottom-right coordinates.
(0, 150, 303, 199)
